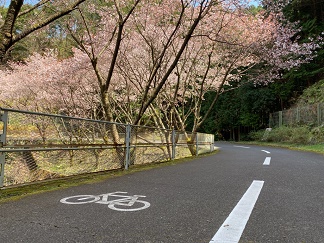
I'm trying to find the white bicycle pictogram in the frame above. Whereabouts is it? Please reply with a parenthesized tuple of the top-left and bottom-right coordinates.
(60, 191, 150, 212)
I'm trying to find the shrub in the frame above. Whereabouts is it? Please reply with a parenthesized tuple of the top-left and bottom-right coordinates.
(290, 126, 310, 144)
(310, 126, 324, 143)
(266, 126, 293, 143)
(251, 126, 312, 144)
(245, 130, 265, 141)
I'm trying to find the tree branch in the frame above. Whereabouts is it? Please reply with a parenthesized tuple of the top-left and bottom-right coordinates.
(134, 0, 214, 125)
(104, 0, 141, 90)
(0, 0, 24, 62)
(12, 0, 87, 46)
(18, 0, 51, 17)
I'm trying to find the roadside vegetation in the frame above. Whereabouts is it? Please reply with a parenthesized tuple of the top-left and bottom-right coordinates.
(247, 126, 324, 154)
(244, 81, 324, 155)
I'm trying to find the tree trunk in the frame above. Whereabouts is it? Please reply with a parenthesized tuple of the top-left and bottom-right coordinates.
(0, 0, 24, 63)
(101, 91, 125, 168)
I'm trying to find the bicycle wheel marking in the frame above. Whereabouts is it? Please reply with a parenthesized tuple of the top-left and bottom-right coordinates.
(60, 191, 150, 212)
(60, 195, 100, 204)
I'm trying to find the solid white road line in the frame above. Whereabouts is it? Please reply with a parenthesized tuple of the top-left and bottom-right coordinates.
(233, 145, 250, 149)
(209, 180, 264, 243)
(263, 157, 271, 166)
(261, 150, 271, 154)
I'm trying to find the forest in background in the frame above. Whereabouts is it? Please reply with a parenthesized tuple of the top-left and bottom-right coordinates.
(0, 0, 323, 143)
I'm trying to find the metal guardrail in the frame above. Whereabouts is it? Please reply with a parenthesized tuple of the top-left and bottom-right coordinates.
(0, 108, 214, 187)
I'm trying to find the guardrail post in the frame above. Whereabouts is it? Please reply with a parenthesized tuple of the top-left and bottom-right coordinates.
(0, 110, 8, 188)
(317, 104, 321, 126)
(196, 133, 199, 156)
(0, 153, 5, 187)
(279, 111, 283, 127)
(210, 134, 214, 152)
(0, 110, 8, 146)
(296, 107, 300, 124)
(171, 129, 176, 160)
(124, 124, 131, 170)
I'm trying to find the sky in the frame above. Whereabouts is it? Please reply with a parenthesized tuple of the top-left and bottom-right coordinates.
(249, 0, 261, 6)
(1, 0, 37, 6)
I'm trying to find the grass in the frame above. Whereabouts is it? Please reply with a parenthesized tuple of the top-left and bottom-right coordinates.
(297, 144, 324, 153)
(246, 126, 324, 155)
(0, 150, 218, 204)
(239, 141, 324, 155)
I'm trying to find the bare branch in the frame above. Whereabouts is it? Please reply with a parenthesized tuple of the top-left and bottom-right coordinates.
(134, 1, 215, 125)
(104, 0, 141, 90)
(18, 0, 51, 17)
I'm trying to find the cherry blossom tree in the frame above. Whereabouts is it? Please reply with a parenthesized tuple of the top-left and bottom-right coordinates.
(0, 49, 97, 116)
(1, 0, 321, 158)
(256, 0, 323, 82)
(148, 2, 266, 154)
(144, 0, 322, 154)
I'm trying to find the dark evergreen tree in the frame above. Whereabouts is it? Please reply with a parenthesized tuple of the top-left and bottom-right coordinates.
(283, 0, 324, 88)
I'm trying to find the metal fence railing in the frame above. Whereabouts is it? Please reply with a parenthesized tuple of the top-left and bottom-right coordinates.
(269, 103, 324, 128)
(0, 108, 214, 187)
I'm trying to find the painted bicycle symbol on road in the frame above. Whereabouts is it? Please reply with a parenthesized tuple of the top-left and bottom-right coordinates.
(60, 191, 150, 212)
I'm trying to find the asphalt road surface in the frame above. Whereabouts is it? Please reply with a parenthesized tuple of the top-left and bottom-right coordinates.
(0, 142, 324, 243)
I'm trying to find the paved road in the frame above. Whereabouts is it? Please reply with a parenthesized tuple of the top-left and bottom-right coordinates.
(0, 142, 324, 243)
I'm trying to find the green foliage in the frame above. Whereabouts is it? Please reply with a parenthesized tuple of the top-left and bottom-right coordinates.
(0, 4, 79, 61)
(247, 130, 264, 141)
(251, 125, 324, 145)
(1, 4, 47, 61)
(255, 126, 310, 144)
(285, 0, 324, 34)
(204, 80, 279, 136)
(297, 79, 324, 105)
(245, 5, 263, 15)
(310, 126, 324, 143)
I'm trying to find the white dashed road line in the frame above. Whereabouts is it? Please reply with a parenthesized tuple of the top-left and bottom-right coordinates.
(233, 145, 250, 149)
(263, 157, 271, 165)
(261, 150, 271, 154)
(263, 157, 271, 166)
(209, 180, 264, 243)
